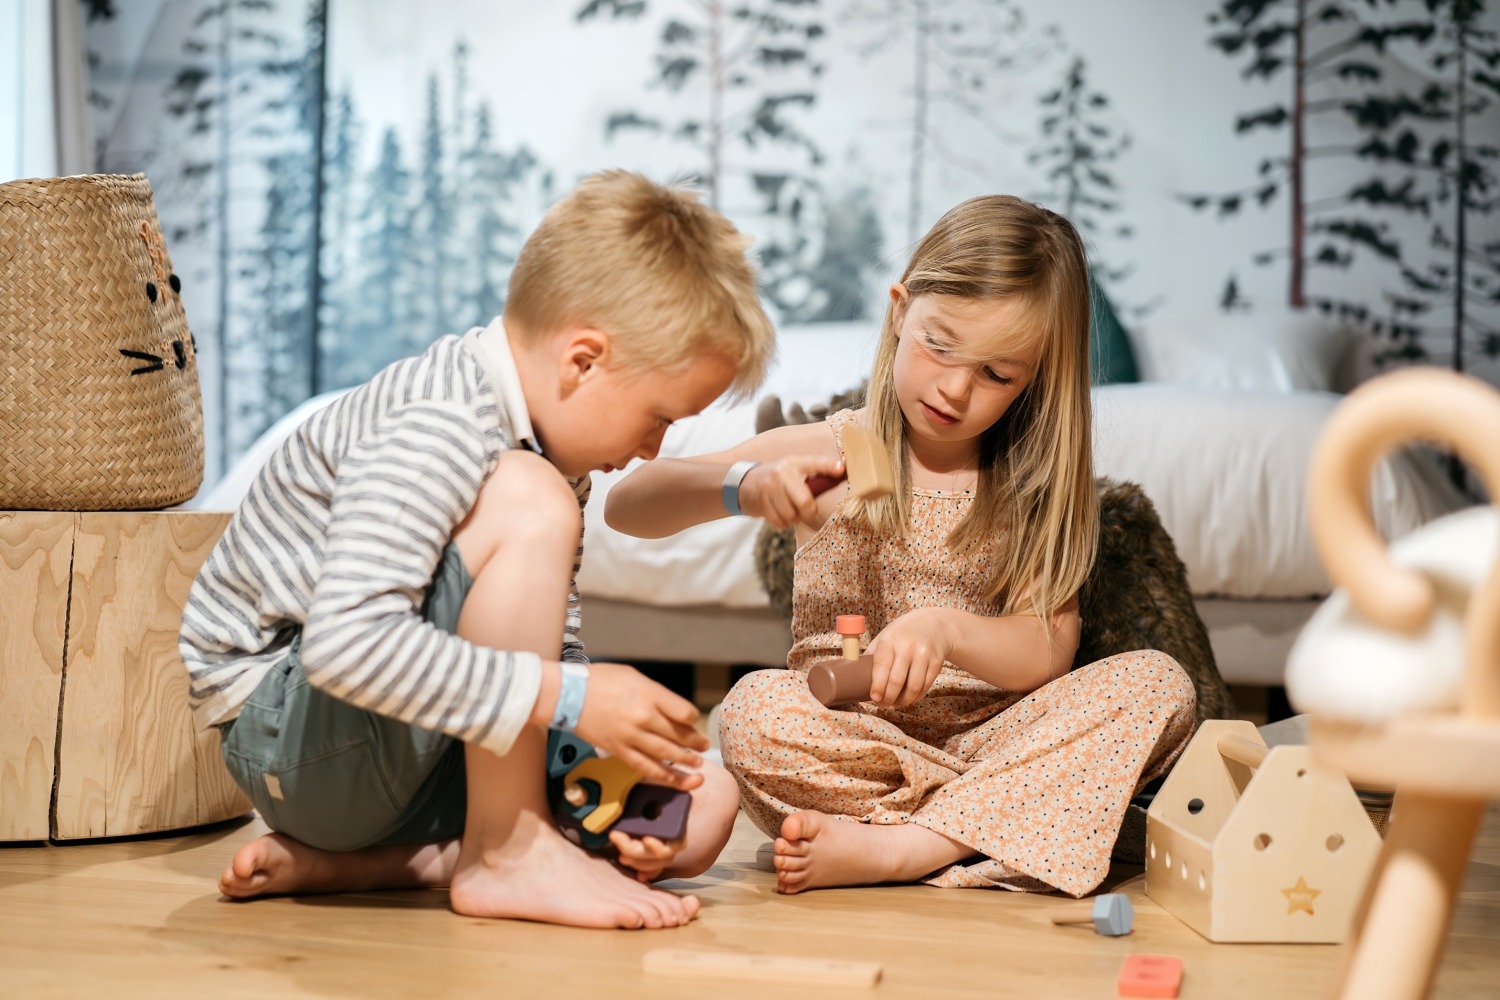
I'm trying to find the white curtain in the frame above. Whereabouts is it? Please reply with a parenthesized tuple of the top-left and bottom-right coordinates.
(51, 0, 91, 175)
(1, 0, 91, 182)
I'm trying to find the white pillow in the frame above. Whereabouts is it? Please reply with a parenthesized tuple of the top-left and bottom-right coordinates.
(1130, 309, 1350, 393)
(1093, 384, 1472, 598)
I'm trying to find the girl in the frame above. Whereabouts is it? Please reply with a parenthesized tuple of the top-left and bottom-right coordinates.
(605, 195, 1196, 897)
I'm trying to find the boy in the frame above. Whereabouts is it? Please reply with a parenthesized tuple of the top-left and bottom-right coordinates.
(180, 170, 776, 929)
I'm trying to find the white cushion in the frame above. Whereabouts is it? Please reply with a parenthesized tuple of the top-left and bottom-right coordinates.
(1130, 309, 1350, 393)
(1093, 384, 1471, 598)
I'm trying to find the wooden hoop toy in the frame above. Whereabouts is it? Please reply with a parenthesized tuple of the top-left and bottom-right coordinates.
(1288, 367, 1500, 999)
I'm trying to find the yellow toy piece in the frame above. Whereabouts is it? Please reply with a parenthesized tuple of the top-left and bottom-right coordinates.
(564, 755, 643, 834)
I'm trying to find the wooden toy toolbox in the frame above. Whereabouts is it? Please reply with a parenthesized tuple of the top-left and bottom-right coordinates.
(1145, 720, 1383, 943)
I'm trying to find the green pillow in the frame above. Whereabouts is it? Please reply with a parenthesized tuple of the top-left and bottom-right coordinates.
(1090, 272, 1139, 384)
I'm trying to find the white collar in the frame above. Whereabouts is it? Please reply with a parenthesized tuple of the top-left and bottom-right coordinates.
(465, 317, 543, 455)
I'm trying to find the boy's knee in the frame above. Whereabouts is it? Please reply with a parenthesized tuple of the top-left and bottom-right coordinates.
(470, 450, 581, 545)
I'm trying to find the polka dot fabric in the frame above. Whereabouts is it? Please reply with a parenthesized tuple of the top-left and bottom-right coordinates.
(716, 409, 1198, 897)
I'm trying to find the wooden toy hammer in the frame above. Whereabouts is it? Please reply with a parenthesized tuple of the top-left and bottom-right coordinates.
(804, 421, 895, 501)
(807, 614, 876, 707)
(1048, 893, 1134, 936)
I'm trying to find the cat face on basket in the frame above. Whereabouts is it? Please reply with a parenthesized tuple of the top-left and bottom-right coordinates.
(120, 218, 197, 376)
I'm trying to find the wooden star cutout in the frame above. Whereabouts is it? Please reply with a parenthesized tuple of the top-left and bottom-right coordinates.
(1282, 875, 1321, 916)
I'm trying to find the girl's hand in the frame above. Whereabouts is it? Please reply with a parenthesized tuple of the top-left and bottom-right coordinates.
(609, 830, 682, 882)
(867, 609, 956, 708)
(738, 455, 847, 529)
(571, 662, 708, 792)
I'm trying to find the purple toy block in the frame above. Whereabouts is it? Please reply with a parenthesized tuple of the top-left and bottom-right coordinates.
(611, 783, 691, 841)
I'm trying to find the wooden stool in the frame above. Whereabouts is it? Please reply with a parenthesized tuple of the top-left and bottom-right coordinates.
(1, 510, 248, 841)
(1290, 368, 1500, 999)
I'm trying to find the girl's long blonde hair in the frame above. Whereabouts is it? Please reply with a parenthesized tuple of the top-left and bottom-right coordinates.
(854, 195, 1096, 620)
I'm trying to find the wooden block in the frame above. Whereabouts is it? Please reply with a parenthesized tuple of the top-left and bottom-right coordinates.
(0, 512, 74, 841)
(563, 754, 641, 835)
(53, 511, 248, 839)
(1117, 955, 1183, 998)
(842, 422, 894, 500)
(643, 948, 882, 987)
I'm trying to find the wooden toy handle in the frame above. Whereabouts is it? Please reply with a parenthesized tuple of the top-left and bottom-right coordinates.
(1046, 900, 1097, 925)
(1308, 367, 1500, 717)
(1217, 735, 1268, 770)
(805, 473, 845, 497)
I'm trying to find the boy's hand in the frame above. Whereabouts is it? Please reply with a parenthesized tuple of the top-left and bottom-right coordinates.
(609, 830, 683, 882)
(867, 609, 955, 708)
(573, 661, 708, 791)
(739, 456, 847, 529)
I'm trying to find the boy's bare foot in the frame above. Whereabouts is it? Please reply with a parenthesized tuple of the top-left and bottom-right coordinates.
(773, 810, 971, 894)
(449, 812, 700, 929)
(220, 832, 457, 900)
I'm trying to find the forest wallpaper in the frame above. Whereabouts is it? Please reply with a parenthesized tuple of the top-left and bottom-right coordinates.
(79, 0, 1500, 480)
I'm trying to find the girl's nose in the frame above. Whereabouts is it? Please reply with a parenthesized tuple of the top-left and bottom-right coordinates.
(936, 365, 970, 399)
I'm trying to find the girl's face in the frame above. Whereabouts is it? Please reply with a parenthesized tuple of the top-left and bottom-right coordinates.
(890, 287, 1041, 454)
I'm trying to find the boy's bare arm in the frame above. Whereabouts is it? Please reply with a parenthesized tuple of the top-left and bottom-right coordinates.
(605, 422, 841, 538)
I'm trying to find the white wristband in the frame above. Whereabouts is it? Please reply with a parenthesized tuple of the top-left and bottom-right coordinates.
(722, 460, 759, 516)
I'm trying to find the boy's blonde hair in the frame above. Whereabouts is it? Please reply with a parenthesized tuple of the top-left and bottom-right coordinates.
(856, 195, 1097, 620)
(506, 169, 775, 399)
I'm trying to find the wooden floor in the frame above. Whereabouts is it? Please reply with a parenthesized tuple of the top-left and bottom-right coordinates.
(2, 805, 1498, 999)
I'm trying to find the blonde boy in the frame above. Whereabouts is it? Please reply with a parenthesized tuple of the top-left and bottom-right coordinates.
(180, 170, 775, 929)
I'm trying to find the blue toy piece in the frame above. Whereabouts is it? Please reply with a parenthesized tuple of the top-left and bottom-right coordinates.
(546, 729, 595, 779)
(544, 728, 693, 850)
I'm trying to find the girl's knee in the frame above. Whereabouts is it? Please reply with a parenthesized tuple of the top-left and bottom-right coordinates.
(1130, 651, 1198, 718)
(718, 669, 799, 734)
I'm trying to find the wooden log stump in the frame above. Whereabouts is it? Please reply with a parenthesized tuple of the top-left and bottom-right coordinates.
(1, 510, 250, 841)
(0, 512, 71, 840)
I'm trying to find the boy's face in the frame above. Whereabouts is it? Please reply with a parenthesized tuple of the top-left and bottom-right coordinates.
(533, 333, 737, 478)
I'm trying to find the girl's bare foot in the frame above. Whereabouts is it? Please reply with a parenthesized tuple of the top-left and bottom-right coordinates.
(220, 833, 457, 900)
(773, 810, 972, 894)
(449, 811, 701, 929)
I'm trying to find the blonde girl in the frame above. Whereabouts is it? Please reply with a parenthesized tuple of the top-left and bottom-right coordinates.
(606, 195, 1196, 897)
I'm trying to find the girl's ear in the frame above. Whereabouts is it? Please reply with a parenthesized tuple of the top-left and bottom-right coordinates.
(888, 283, 910, 333)
(558, 328, 611, 387)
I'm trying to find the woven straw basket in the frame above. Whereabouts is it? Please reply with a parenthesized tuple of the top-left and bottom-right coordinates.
(1, 173, 204, 510)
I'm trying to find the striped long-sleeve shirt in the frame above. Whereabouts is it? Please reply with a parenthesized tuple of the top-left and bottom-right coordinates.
(179, 321, 588, 756)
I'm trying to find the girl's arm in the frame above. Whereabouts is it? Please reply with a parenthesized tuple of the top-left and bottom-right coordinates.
(605, 421, 846, 538)
(868, 598, 1080, 706)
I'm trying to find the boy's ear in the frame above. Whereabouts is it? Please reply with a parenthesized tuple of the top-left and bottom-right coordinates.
(557, 327, 611, 388)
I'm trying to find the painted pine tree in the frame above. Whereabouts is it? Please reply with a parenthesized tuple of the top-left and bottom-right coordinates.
(1396, 0, 1500, 372)
(577, 0, 828, 317)
(411, 75, 455, 350)
(353, 127, 416, 380)
(1028, 55, 1134, 289)
(844, 0, 1054, 246)
(1185, 0, 1448, 346)
(240, 0, 327, 450)
(319, 88, 362, 390)
(155, 0, 320, 461)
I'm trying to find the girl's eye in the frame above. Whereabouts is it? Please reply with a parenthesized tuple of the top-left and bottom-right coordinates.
(984, 368, 1012, 385)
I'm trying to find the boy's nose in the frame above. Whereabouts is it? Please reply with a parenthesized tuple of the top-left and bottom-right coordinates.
(635, 426, 669, 461)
